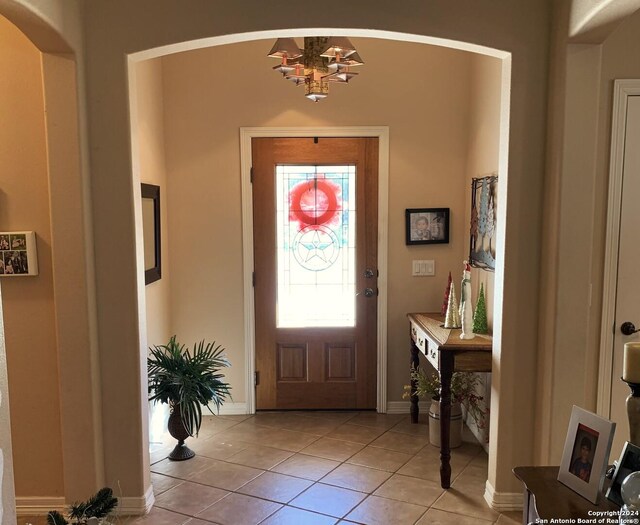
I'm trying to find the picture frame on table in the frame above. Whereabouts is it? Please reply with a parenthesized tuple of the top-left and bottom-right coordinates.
(606, 441, 640, 506)
(557, 405, 616, 504)
(405, 208, 449, 246)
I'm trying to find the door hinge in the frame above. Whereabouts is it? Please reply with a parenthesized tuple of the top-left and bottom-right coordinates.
(252, 271, 256, 287)
(250, 166, 254, 183)
(254, 371, 260, 386)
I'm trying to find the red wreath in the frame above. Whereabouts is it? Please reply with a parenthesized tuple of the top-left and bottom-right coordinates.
(289, 179, 339, 226)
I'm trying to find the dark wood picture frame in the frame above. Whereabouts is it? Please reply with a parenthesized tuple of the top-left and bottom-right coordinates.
(141, 183, 161, 285)
(469, 174, 498, 270)
(405, 208, 450, 245)
(606, 441, 640, 506)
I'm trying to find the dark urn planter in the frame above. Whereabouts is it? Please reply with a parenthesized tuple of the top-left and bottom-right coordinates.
(167, 405, 195, 461)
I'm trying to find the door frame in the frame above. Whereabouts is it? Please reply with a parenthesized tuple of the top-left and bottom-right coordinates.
(240, 126, 390, 414)
(598, 80, 640, 417)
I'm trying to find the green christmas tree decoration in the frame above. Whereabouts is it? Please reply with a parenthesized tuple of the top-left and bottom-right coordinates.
(473, 282, 489, 334)
(441, 271, 452, 316)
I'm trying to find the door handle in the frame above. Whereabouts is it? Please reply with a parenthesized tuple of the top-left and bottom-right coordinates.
(363, 287, 375, 298)
(621, 321, 640, 336)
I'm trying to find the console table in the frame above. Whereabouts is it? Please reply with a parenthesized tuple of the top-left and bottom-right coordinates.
(408, 313, 492, 489)
(513, 466, 619, 524)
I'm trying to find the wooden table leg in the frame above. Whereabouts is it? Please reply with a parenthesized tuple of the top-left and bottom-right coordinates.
(439, 353, 454, 488)
(410, 342, 419, 424)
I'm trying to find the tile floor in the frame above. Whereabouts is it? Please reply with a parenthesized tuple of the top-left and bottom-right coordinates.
(22, 412, 522, 525)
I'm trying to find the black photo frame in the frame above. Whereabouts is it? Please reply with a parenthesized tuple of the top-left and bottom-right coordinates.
(405, 208, 450, 245)
(606, 441, 640, 506)
(141, 183, 161, 285)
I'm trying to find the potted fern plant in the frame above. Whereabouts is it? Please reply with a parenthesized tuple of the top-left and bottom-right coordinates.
(148, 335, 231, 461)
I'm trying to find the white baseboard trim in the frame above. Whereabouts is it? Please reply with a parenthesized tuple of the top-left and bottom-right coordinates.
(484, 480, 522, 511)
(386, 400, 430, 414)
(216, 402, 249, 415)
(115, 484, 155, 516)
(16, 496, 65, 516)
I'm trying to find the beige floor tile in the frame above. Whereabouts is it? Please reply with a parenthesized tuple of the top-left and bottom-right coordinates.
(373, 473, 444, 507)
(187, 459, 263, 491)
(183, 519, 220, 525)
(292, 411, 358, 423)
(226, 444, 293, 469)
(196, 492, 282, 525)
(368, 430, 429, 454)
(194, 436, 251, 461)
(237, 471, 313, 503)
(151, 471, 184, 495)
(389, 416, 429, 436)
(416, 508, 494, 525)
(321, 463, 392, 493)
(151, 455, 218, 478)
(326, 424, 386, 445)
(154, 480, 229, 516)
(495, 511, 522, 524)
(260, 505, 338, 524)
(260, 427, 322, 452)
(396, 453, 465, 483)
(345, 494, 428, 524)
(347, 412, 405, 429)
(346, 446, 413, 472)
(149, 444, 174, 465)
(301, 437, 365, 462)
(117, 506, 192, 524)
(280, 416, 344, 435)
(290, 483, 367, 518)
(197, 415, 242, 437)
(457, 461, 488, 480)
(271, 453, 341, 481)
(432, 485, 500, 522)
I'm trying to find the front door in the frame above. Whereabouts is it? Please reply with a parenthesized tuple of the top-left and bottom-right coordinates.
(252, 137, 378, 410)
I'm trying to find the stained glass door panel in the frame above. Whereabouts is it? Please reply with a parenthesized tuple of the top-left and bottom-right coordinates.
(252, 137, 378, 410)
(276, 165, 356, 328)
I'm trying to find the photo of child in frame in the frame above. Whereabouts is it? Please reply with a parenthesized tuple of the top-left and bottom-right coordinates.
(570, 423, 599, 483)
(406, 208, 450, 245)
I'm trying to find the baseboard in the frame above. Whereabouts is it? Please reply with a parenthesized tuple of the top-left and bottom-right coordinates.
(16, 496, 65, 516)
(114, 484, 155, 516)
(484, 480, 522, 511)
(386, 400, 430, 414)
(216, 402, 248, 416)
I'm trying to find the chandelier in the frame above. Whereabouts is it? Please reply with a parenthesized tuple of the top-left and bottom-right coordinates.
(267, 37, 364, 102)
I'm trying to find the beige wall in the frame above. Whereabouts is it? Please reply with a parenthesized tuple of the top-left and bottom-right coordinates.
(160, 39, 474, 405)
(135, 58, 172, 348)
(464, 54, 502, 445)
(0, 14, 64, 498)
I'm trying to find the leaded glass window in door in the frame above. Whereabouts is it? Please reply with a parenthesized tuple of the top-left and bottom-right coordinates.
(275, 165, 356, 327)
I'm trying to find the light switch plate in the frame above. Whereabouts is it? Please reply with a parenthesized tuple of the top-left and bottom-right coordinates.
(412, 260, 435, 276)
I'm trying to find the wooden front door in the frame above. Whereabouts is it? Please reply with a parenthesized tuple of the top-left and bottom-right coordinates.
(252, 137, 378, 410)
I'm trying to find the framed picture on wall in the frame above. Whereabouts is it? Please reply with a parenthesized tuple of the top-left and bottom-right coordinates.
(405, 208, 450, 245)
(0, 231, 38, 276)
(557, 405, 616, 504)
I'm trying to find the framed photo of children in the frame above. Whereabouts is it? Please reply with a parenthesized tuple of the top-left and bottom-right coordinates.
(405, 208, 450, 245)
(606, 441, 640, 506)
(0, 231, 38, 276)
(557, 405, 616, 504)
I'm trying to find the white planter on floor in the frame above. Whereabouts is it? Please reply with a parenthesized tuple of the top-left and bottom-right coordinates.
(428, 398, 463, 448)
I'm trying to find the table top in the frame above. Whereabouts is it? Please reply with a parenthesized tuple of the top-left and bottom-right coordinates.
(408, 312, 492, 351)
(513, 466, 620, 519)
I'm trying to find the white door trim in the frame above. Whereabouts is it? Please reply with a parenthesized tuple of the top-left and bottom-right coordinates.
(240, 126, 390, 414)
(597, 80, 640, 417)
